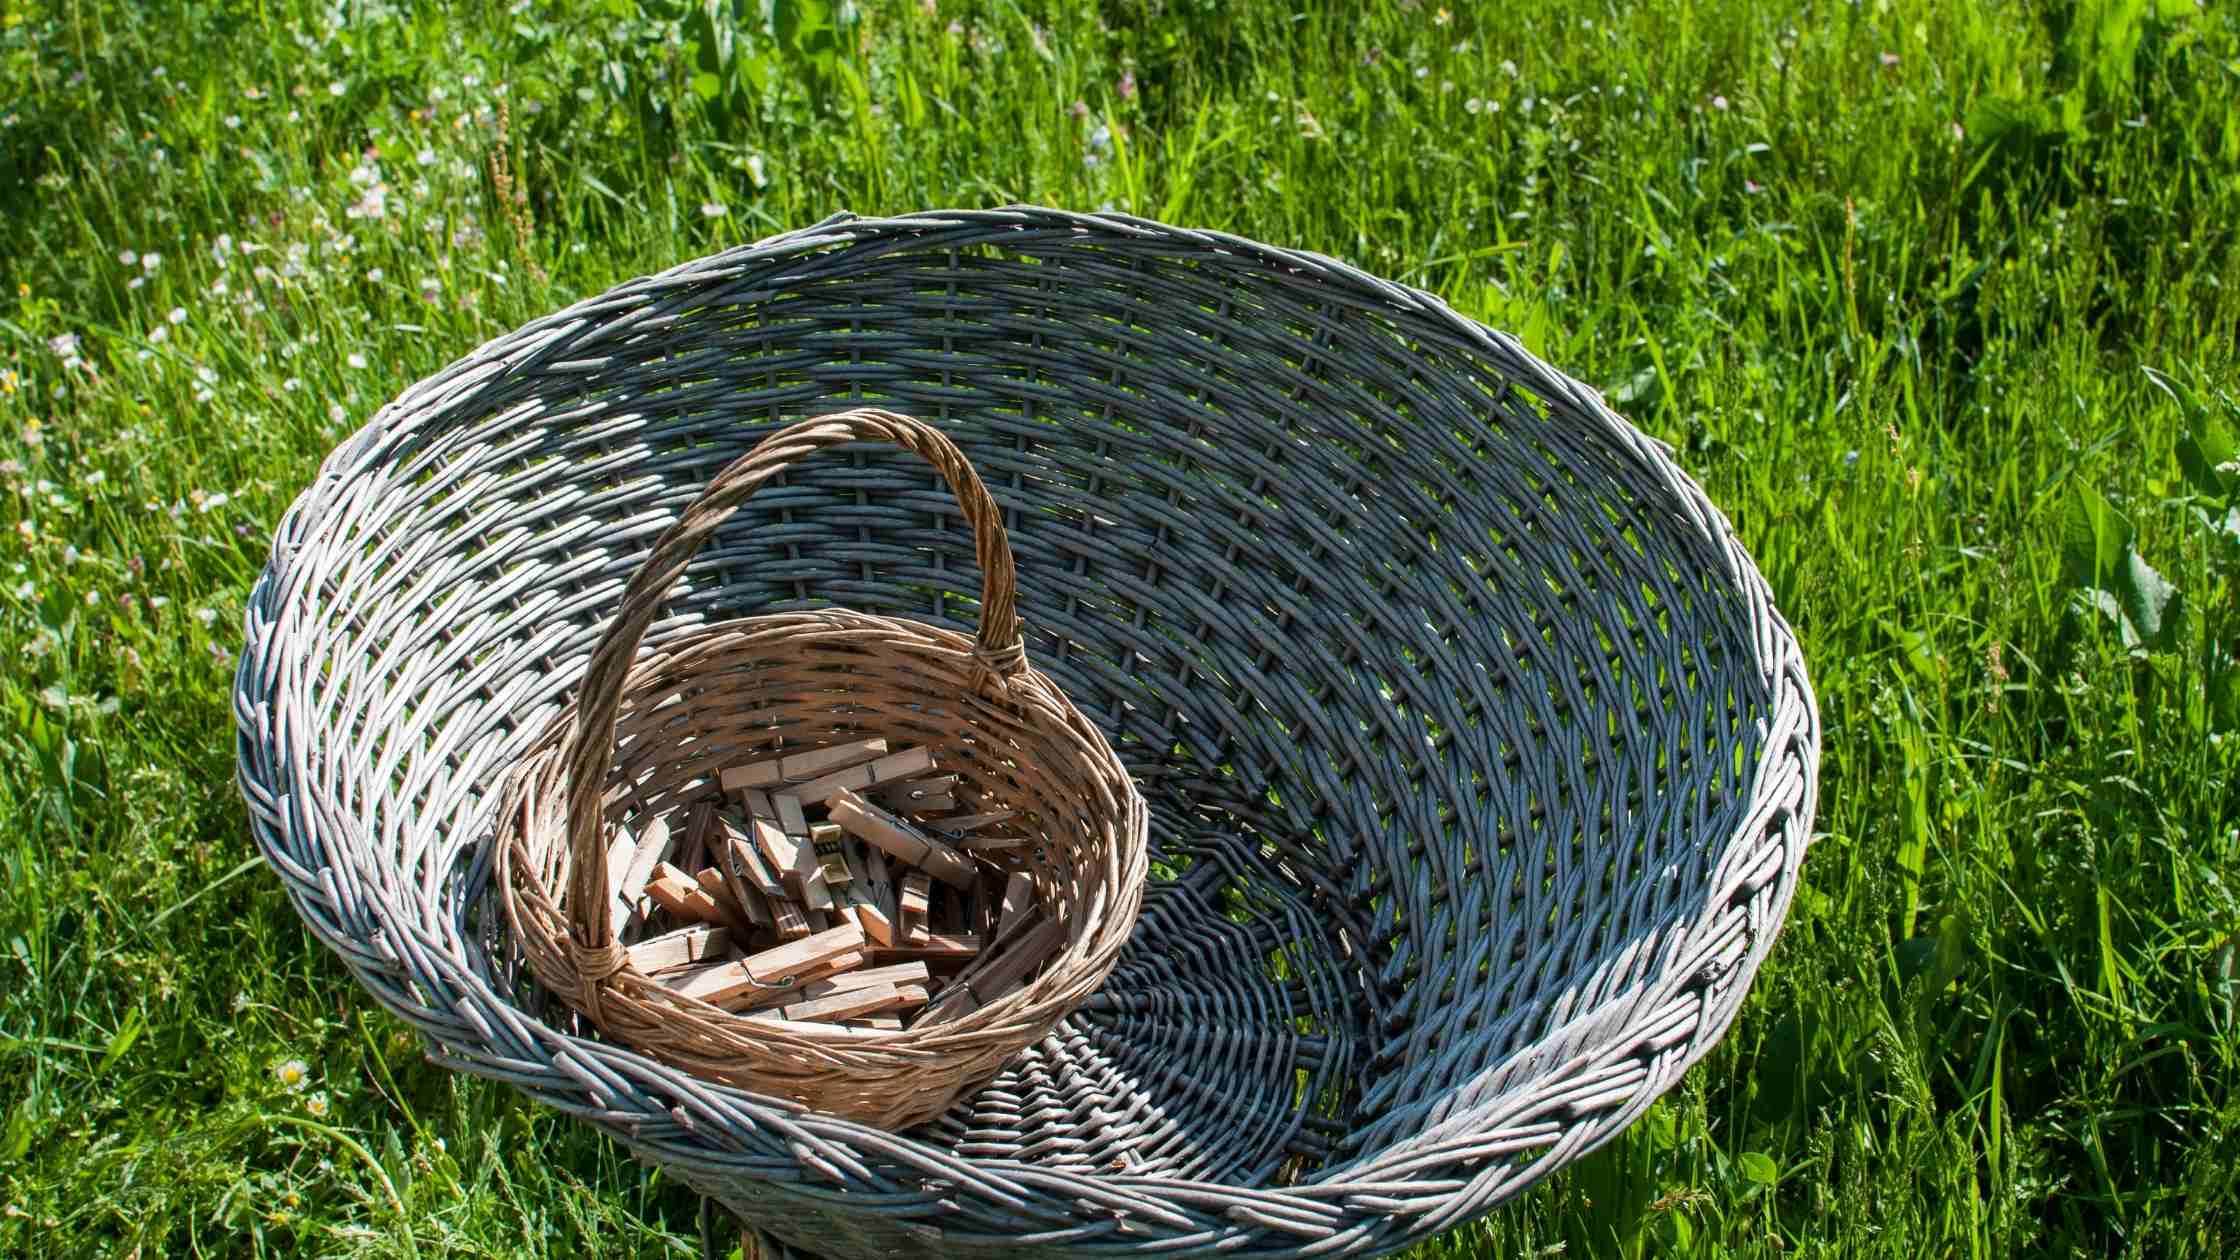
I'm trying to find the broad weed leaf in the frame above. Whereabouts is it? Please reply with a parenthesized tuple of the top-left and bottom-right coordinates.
(2062, 485, 2132, 591)
(2114, 548, 2184, 651)
(2175, 412, 2238, 501)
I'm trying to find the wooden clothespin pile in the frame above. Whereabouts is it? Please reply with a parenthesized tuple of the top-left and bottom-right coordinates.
(600, 738, 1061, 1032)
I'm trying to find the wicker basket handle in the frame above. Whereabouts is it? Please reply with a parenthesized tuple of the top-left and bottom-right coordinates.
(561, 407, 1027, 964)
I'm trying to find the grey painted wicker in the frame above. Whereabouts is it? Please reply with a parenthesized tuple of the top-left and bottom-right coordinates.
(235, 206, 1819, 1259)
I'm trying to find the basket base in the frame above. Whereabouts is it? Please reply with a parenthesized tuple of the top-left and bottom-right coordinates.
(674, 838, 1379, 1258)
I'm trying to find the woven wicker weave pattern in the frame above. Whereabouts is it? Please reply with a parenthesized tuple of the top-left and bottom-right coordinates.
(495, 408, 1148, 1130)
(235, 207, 1818, 1258)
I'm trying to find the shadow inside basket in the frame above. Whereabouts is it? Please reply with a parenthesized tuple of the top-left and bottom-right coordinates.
(921, 830, 1373, 1187)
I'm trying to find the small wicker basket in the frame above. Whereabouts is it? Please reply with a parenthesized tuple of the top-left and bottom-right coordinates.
(494, 407, 1148, 1130)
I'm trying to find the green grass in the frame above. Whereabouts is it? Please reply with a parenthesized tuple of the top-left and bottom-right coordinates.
(3, 0, 2238, 1255)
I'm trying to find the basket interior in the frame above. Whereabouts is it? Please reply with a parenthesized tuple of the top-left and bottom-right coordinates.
(584, 628, 1126, 920)
(259, 214, 1798, 1196)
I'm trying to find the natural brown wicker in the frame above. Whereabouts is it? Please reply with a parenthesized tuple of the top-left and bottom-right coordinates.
(493, 407, 1149, 1130)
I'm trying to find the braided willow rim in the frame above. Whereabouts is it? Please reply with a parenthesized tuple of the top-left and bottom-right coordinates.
(235, 206, 1819, 1258)
(494, 407, 1148, 1130)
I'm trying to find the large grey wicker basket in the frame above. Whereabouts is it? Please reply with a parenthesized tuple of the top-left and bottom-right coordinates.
(235, 206, 1818, 1259)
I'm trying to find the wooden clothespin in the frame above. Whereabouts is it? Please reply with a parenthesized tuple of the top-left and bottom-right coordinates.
(704, 864, 774, 930)
(772, 982, 907, 1024)
(787, 747, 938, 806)
(644, 860, 743, 932)
(771, 793, 834, 910)
(810, 822, 853, 889)
(995, 871, 1035, 940)
(740, 790, 802, 887)
(604, 829, 640, 939)
(607, 814, 678, 938)
(788, 960, 930, 1001)
(826, 788, 977, 890)
(870, 774, 961, 812)
(860, 845, 895, 918)
(717, 809, 788, 898)
(926, 809, 1017, 840)
(898, 872, 932, 946)
(836, 843, 895, 946)
(678, 800, 716, 876)
(667, 921, 865, 1006)
(872, 933, 982, 963)
(917, 917, 1065, 1025)
(625, 923, 729, 972)
(768, 896, 811, 942)
(718, 737, 891, 793)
